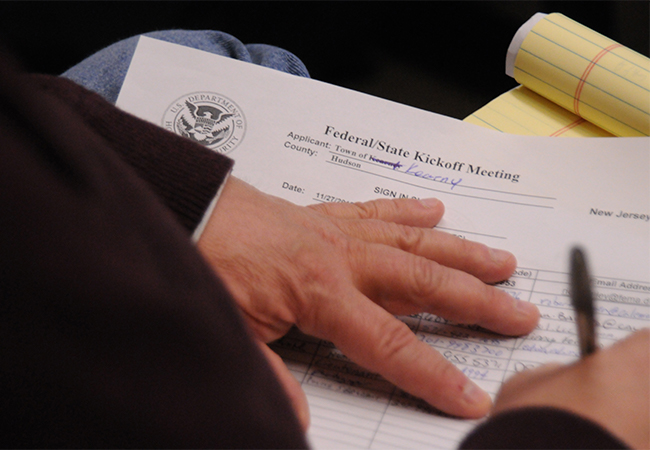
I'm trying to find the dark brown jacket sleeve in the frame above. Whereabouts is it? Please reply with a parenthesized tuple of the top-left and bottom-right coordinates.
(30, 72, 233, 234)
(0, 50, 307, 448)
(460, 407, 629, 449)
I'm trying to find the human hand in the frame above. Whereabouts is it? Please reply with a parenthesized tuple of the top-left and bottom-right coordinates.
(197, 177, 540, 420)
(491, 329, 650, 449)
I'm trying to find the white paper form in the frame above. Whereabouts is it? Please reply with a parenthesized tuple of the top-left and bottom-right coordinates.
(117, 37, 650, 449)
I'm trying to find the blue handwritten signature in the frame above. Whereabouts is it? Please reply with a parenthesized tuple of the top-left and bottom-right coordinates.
(405, 163, 463, 189)
(370, 155, 463, 190)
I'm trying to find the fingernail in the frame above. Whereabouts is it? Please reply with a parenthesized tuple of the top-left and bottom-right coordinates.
(462, 380, 490, 405)
(514, 298, 539, 317)
(490, 248, 514, 264)
(419, 198, 441, 209)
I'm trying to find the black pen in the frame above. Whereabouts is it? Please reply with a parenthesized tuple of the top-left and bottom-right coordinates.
(570, 247, 597, 357)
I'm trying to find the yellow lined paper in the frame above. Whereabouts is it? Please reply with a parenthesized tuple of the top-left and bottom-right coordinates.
(465, 86, 615, 137)
(465, 13, 649, 137)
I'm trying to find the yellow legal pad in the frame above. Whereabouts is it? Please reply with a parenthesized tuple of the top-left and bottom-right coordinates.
(465, 13, 650, 137)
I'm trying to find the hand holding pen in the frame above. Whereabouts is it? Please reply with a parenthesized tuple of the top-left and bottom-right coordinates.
(484, 248, 649, 449)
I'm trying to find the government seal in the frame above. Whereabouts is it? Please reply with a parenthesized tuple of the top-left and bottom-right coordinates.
(163, 92, 246, 154)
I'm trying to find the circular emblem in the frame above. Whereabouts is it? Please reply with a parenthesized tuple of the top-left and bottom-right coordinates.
(162, 92, 246, 154)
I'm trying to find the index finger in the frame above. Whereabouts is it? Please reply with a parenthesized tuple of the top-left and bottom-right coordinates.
(301, 288, 493, 419)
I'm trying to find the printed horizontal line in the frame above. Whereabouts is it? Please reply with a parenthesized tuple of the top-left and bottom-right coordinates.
(327, 159, 555, 209)
(436, 226, 507, 240)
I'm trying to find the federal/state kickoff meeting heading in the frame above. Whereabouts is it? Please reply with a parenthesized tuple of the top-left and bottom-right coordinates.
(322, 125, 521, 184)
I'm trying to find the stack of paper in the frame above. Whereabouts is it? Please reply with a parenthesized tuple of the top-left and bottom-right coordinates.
(465, 13, 650, 137)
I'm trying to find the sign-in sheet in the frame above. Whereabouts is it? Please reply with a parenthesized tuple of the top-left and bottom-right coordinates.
(117, 37, 649, 449)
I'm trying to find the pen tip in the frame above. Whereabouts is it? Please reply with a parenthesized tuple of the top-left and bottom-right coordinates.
(570, 246, 593, 312)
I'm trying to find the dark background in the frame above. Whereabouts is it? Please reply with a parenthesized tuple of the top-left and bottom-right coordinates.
(1, 1, 648, 119)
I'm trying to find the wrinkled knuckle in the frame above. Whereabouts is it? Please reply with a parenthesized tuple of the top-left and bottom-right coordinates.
(353, 200, 382, 219)
(396, 225, 427, 253)
(408, 257, 443, 300)
(376, 320, 418, 360)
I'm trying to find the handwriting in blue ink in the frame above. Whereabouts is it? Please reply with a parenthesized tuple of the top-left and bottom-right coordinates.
(405, 163, 463, 189)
